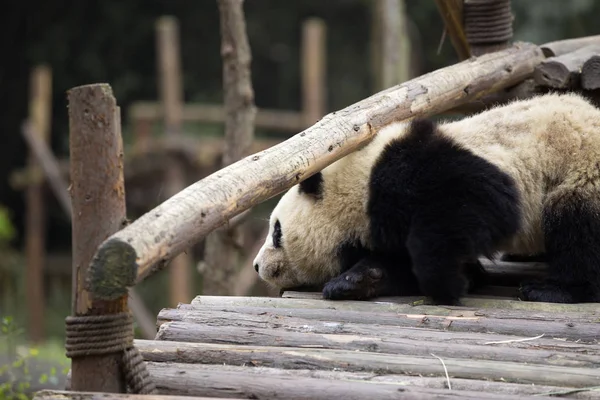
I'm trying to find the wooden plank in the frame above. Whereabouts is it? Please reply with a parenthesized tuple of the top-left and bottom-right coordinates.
(25, 65, 52, 343)
(190, 294, 600, 315)
(34, 390, 242, 400)
(159, 303, 600, 328)
(533, 44, 600, 88)
(136, 340, 600, 388)
(154, 321, 600, 367)
(158, 305, 600, 343)
(87, 42, 545, 291)
(156, 15, 192, 306)
(33, 385, 559, 400)
(67, 84, 128, 392)
(145, 363, 600, 399)
(301, 18, 327, 125)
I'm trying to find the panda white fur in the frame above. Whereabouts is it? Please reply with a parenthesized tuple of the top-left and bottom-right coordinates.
(253, 92, 600, 305)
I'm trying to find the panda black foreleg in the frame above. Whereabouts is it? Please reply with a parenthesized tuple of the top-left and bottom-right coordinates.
(520, 191, 600, 303)
(322, 253, 420, 300)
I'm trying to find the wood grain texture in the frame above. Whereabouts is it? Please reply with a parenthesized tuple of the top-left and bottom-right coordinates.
(533, 44, 600, 88)
(540, 35, 600, 57)
(88, 42, 544, 291)
(67, 83, 128, 392)
(136, 340, 600, 388)
(154, 321, 599, 367)
(143, 363, 600, 399)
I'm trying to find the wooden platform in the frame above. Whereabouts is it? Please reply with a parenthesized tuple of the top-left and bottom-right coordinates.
(39, 261, 600, 399)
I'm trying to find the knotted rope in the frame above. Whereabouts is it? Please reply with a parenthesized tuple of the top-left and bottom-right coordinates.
(464, 0, 514, 45)
(65, 312, 156, 394)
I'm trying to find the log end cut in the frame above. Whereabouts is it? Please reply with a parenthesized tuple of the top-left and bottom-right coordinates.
(88, 238, 138, 300)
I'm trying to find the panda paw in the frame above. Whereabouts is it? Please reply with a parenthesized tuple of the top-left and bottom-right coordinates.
(519, 280, 576, 303)
(322, 267, 383, 301)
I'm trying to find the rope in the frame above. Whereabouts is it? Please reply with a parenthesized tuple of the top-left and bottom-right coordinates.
(464, 0, 513, 45)
(65, 312, 157, 394)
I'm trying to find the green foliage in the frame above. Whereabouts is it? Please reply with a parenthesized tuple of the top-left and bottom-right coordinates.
(0, 317, 68, 400)
(0, 206, 16, 244)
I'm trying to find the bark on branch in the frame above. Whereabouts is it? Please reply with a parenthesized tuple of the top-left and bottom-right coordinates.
(87, 42, 544, 298)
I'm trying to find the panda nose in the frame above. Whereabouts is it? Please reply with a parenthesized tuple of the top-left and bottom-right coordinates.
(254, 263, 259, 272)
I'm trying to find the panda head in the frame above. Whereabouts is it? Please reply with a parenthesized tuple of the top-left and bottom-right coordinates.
(253, 171, 343, 289)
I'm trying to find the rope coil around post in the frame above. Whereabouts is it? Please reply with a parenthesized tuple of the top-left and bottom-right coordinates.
(65, 312, 157, 394)
(464, 0, 513, 45)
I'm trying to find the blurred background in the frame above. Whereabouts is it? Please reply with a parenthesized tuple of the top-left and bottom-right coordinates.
(0, 0, 599, 396)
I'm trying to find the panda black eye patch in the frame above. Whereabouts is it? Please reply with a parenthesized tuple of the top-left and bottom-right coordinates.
(273, 220, 282, 248)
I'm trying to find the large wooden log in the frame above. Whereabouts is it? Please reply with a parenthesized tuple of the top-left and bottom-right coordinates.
(68, 84, 129, 392)
(143, 363, 600, 399)
(581, 55, 600, 90)
(33, 386, 558, 400)
(159, 303, 600, 342)
(154, 321, 599, 367)
(136, 340, 600, 388)
(533, 44, 600, 88)
(86, 42, 544, 296)
(540, 35, 600, 57)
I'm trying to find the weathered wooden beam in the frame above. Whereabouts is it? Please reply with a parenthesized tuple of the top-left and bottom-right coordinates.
(129, 102, 305, 132)
(21, 119, 156, 340)
(32, 385, 560, 400)
(88, 42, 544, 296)
(533, 44, 600, 88)
(33, 391, 242, 400)
(168, 299, 600, 342)
(68, 84, 129, 392)
(581, 55, 600, 90)
(24, 65, 52, 343)
(146, 363, 600, 399)
(434, 0, 471, 60)
(136, 340, 600, 388)
(159, 302, 600, 328)
(540, 35, 600, 57)
(154, 321, 598, 367)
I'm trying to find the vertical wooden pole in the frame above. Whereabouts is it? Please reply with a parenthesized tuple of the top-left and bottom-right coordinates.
(25, 65, 52, 343)
(301, 18, 326, 126)
(201, 0, 257, 296)
(371, 0, 411, 91)
(68, 84, 128, 392)
(156, 16, 192, 306)
(133, 118, 152, 154)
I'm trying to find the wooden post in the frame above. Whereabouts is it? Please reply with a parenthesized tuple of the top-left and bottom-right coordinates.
(156, 16, 192, 306)
(202, 0, 257, 296)
(25, 65, 52, 343)
(21, 122, 156, 340)
(68, 84, 128, 392)
(86, 42, 545, 289)
(371, 0, 411, 92)
(301, 18, 327, 126)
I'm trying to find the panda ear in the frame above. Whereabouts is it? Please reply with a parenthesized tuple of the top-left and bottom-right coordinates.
(298, 172, 323, 200)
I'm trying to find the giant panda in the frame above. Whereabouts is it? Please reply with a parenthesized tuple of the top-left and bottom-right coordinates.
(252, 92, 600, 305)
